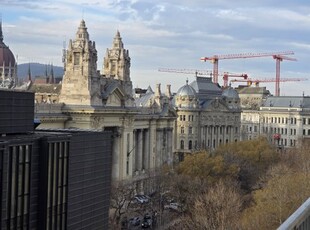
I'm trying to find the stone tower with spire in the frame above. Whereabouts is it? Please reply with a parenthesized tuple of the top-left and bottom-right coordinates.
(59, 20, 101, 105)
(103, 31, 133, 97)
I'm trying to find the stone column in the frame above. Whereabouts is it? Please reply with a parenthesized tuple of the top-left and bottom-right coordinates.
(111, 129, 120, 180)
(167, 128, 173, 166)
(156, 129, 162, 168)
(133, 130, 137, 174)
(230, 126, 233, 142)
(210, 126, 213, 149)
(137, 129, 143, 172)
(143, 129, 150, 170)
(149, 121, 156, 169)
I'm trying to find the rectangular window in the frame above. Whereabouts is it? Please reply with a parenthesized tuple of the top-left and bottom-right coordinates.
(46, 141, 68, 230)
(6, 145, 32, 229)
(188, 127, 193, 135)
(181, 127, 185, 134)
(303, 118, 306, 125)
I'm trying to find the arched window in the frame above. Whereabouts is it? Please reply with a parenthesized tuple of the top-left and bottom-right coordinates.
(188, 140, 192, 150)
(180, 140, 184, 149)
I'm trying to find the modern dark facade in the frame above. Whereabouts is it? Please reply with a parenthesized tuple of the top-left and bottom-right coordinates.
(0, 90, 112, 230)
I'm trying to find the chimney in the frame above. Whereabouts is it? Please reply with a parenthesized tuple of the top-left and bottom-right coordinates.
(155, 83, 161, 97)
(166, 84, 172, 98)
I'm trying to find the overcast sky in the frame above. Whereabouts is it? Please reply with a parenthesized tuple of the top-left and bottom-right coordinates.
(2, 0, 310, 95)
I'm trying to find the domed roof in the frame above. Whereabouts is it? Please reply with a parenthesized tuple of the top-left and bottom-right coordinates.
(0, 21, 15, 67)
(223, 87, 239, 99)
(177, 80, 196, 97)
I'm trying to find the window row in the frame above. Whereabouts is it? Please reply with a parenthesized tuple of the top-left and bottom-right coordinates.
(179, 114, 195, 121)
(180, 126, 193, 134)
(263, 127, 297, 136)
(302, 129, 310, 135)
(206, 126, 238, 135)
(263, 117, 297, 125)
(243, 125, 258, 132)
(272, 138, 296, 147)
(180, 140, 197, 150)
(302, 118, 310, 125)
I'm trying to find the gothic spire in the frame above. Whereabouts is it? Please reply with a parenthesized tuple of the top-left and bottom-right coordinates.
(0, 17, 3, 44)
(27, 63, 32, 81)
(76, 19, 89, 41)
(49, 63, 54, 84)
(112, 30, 123, 49)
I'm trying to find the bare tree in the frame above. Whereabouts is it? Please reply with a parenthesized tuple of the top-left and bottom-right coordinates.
(109, 181, 136, 229)
(171, 180, 242, 230)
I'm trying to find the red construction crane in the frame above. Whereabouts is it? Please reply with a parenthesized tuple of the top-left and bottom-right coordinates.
(200, 51, 296, 88)
(273, 55, 297, 96)
(222, 73, 248, 88)
(158, 68, 213, 77)
(230, 78, 307, 93)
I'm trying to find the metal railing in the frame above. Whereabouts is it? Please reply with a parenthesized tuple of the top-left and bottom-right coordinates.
(278, 197, 310, 230)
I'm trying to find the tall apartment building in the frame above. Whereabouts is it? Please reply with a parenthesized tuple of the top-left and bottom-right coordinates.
(0, 90, 112, 229)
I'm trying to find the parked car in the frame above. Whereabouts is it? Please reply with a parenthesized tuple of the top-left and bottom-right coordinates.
(164, 202, 181, 211)
(141, 214, 152, 228)
(129, 216, 140, 226)
(134, 194, 150, 204)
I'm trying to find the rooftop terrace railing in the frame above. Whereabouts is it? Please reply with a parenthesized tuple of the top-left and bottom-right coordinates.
(278, 197, 310, 230)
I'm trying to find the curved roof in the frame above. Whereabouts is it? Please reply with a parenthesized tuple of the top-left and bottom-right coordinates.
(135, 86, 154, 107)
(176, 80, 196, 97)
(223, 87, 239, 99)
(0, 21, 15, 67)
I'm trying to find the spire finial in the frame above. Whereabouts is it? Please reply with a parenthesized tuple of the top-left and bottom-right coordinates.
(186, 78, 189, 85)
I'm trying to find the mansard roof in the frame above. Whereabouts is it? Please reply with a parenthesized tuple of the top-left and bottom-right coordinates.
(189, 77, 222, 99)
(261, 96, 310, 109)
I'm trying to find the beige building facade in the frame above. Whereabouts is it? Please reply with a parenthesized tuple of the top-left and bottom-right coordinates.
(240, 88, 310, 148)
(173, 78, 242, 159)
(34, 20, 176, 183)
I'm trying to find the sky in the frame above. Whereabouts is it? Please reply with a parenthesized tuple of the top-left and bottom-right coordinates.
(2, 0, 310, 95)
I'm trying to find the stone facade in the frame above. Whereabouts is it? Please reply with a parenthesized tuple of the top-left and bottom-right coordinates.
(34, 20, 176, 184)
(240, 92, 310, 148)
(173, 78, 242, 159)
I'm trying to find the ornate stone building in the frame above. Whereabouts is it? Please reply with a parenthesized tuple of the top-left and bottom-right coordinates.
(0, 20, 17, 88)
(35, 20, 176, 184)
(173, 77, 242, 159)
